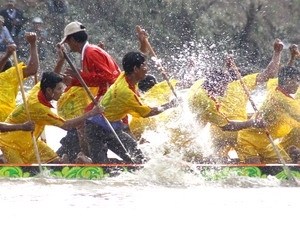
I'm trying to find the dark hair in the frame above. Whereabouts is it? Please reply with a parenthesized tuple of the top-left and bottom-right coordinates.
(278, 66, 300, 86)
(66, 30, 88, 43)
(202, 67, 232, 90)
(138, 75, 157, 92)
(40, 71, 63, 94)
(1, 60, 12, 72)
(122, 51, 146, 74)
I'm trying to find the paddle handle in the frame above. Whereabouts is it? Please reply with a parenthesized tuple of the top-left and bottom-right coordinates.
(12, 51, 42, 168)
(62, 51, 97, 105)
(61, 49, 133, 163)
(135, 25, 178, 99)
(230, 60, 259, 113)
(12, 51, 31, 121)
(230, 58, 297, 184)
(135, 25, 157, 57)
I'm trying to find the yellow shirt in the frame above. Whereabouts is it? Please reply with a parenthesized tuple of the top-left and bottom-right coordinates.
(0, 63, 26, 122)
(57, 86, 98, 119)
(101, 72, 152, 121)
(0, 83, 65, 163)
(129, 79, 178, 138)
(209, 74, 259, 145)
(187, 74, 262, 155)
(220, 73, 258, 120)
(262, 87, 300, 138)
(238, 87, 300, 149)
(187, 79, 228, 127)
(266, 78, 278, 90)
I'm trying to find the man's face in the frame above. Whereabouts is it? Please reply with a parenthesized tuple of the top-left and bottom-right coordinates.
(33, 23, 42, 30)
(64, 38, 78, 53)
(51, 82, 66, 101)
(136, 62, 148, 81)
(7, 1, 15, 9)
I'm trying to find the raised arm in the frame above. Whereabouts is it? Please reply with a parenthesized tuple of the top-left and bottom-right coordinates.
(287, 44, 299, 67)
(22, 32, 39, 78)
(54, 44, 66, 74)
(136, 26, 149, 54)
(256, 39, 283, 83)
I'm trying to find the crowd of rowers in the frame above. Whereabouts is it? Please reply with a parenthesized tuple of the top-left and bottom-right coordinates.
(0, 20, 300, 165)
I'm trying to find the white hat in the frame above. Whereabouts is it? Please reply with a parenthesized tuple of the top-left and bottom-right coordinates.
(60, 21, 86, 44)
(32, 17, 43, 24)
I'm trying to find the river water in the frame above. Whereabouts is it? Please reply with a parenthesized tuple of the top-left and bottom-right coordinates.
(2, 127, 299, 224)
(0, 167, 299, 225)
(6, 69, 298, 225)
(1, 124, 300, 225)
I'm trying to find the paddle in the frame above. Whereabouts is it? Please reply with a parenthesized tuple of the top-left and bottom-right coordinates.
(135, 25, 178, 99)
(228, 57, 298, 185)
(12, 51, 42, 173)
(32, 73, 47, 143)
(59, 46, 134, 163)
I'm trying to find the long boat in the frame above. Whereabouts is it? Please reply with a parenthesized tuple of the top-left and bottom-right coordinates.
(0, 163, 300, 181)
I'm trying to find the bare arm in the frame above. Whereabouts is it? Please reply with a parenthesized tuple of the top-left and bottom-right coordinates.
(287, 44, 299, 67)
(256, 39, 283, 83)
(23, 32, 39, 78)
(61, 105, 104, 130)
(54, 44, 66, 74)
(145, 98, 179, 117)
(0, 121, 35, 132)
(0, 44, 16, 71)
(221, 117, 266, 131)
(136, 26, 149, 54)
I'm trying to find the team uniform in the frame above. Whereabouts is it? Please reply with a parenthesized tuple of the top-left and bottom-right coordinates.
(85, 72, 147, 163)
(210, 73, 259, 158)
(0, 63, 26, 122)
(56, 42, 121, 162)
(237, 86, 295, 163)
(0, 82, 64, 163)
(187, 74, 275, 161)
(129, 79, 178, 139)
(57, 42, 120, 119)
(278, 87, 300, 150)
(101, 72, 152, 120)
(187, 79, 229, 127)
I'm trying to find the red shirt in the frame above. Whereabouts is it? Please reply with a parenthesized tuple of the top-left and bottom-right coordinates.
(71, 43, 121, 97)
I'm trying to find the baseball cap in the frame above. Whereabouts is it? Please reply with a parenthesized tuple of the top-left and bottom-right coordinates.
(0, 16, 4, 23)
(60, 21, 86, 44)
(32, 17, 43, 24)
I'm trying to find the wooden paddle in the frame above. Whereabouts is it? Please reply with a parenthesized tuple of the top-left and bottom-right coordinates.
(12, 51, 42, 173)
(60, 47, 134, 163)
(229, 57, 298, 185)
(135, 25, 178, 99)
(32, 73, 47, 143)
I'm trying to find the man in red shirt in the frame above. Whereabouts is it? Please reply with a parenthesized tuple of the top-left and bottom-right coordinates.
(54, 21, 122, 162)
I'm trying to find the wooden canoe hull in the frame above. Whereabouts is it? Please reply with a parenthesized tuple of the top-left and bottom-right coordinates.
(0, 163, 300, 180)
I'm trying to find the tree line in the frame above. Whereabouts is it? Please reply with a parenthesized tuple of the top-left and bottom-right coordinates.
(2, 0, 300, 78)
